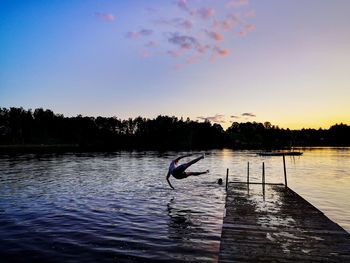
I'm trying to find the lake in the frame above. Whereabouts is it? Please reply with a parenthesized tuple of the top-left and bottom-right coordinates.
(0, 148, 349, 262)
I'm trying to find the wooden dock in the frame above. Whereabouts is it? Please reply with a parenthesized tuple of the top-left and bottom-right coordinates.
(219, 183, 350, 262)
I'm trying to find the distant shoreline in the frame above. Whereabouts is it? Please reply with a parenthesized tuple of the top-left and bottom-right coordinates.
(1, 144, 349, 155)
(0, 144, 80, 154)
(0, 144, 220, 154)
(1, 108, 349, 153)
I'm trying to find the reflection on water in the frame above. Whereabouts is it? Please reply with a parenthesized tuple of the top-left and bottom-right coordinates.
(167, 197, 209, 243)
(0, 152, 225, 262)
(0, 148, 349, 262)
(167, 197, 196, 239)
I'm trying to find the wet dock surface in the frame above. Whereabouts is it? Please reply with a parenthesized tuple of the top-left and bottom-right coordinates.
(219, 183, 350, 262)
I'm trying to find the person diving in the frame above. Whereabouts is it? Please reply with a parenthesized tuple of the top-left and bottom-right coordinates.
(166, 154, 209, 190)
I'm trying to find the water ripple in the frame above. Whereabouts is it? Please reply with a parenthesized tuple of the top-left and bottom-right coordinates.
(0, 152, 225, 262)
(1, 148, 349, 262)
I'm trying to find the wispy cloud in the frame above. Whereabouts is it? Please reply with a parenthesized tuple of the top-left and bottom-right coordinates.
(196, 44, 210, 54)
(197, 7, 216, 20)
(154, 18, 193, 30)
(213, 12, 256, 35)
(239, 24, 256, 37)
(206, 30, 224, 41)
(125, 31, 139, 39)
(186, 55, 200, 64)
(226, 0, 249, 9)
(125, 29, 153, 39)
(222, 19, 237, 31)
(176, 0, 189, 12)
(167, 49, 183, 58)
(242, 112, 256, 117)
(197, 114, 226, 124)
(121, 0, 255, 67)
(146, 41, 159, 47)
(213, 13, 241, 31)
(230, 115, 240, 119)
(244, 10, 256, 18)
(179, 19, 193, 30)
(215, 47, 230, 56)
(211, 46, 230, 60)
(139, 29, 154, 36)
(168, 33, 199, 50)
(94, 12, 115, 22)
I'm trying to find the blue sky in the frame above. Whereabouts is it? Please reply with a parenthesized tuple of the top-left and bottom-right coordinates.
(1, 0, 350, 129)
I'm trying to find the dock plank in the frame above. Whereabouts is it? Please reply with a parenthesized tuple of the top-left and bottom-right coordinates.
(219, 183, 350, 262)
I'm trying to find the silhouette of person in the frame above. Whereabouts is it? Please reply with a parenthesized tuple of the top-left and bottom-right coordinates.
(166, 154, 209, 190)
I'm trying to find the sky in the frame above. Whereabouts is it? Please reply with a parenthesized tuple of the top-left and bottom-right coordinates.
(1, 0, 349, 129)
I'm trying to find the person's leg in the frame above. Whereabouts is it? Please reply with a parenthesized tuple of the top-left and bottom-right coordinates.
(182, 155, 204, 170)
(186, 170, 209, 176)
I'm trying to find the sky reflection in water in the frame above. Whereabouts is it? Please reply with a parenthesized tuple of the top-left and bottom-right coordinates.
(0, 148, 349, 262)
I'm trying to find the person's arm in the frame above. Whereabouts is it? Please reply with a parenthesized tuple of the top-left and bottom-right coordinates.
(166, 172, 175, 190)
(174, 154, 192, 163)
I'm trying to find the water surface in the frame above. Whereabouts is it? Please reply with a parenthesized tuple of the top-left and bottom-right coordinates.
(0, 148, 349, 262)
(0, 152, 225, 262)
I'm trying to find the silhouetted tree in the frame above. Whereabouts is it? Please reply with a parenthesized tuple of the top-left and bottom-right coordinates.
(0, 107, 349, 152)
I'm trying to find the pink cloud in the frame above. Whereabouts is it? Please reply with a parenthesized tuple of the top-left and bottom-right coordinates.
(214, 46, 230, 56)
(196, 44, 210, 54)
(227, 13, 242, 24)
(182, 43, 192, 49)
(212, 20, 221, 30)
(223, 16, 240, 30)
(244, 10, 256, 18)
(94, 12, 115, 22)
(239, 24, 256, 36)
(186, 55, 200, 64)
(125, 31, 139, 39)
(226, 0, 248, 9)
(176, 0, 189, 12)
(245, 24, 256, 31)
(121, 0, 255, 67)
(206, 30, 224, 41)
(197, 7, 216, 20)
(125, 29, 153, 39)
(146, 41, 158, 47)
(168, 33, 199, 50)
(222, 20, 234, 31)
(212, 14, 241, 32)
(210, 46, 231, 61)
(167, 49, 183, 58)
(154, 18, 193, 30)
(179, 20, 193, 30)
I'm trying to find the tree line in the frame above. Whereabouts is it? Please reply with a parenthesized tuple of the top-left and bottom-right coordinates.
(0, 107, 349, 152)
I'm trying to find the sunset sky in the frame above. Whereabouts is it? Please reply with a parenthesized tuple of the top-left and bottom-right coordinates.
(1, 0, 349, 129)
